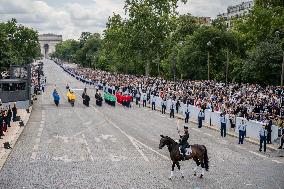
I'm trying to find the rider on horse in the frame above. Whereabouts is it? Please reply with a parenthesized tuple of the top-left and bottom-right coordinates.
(179, 126, 189, 161)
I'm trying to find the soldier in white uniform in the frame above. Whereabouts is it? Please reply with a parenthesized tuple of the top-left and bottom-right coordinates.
(259, 125, 267, 152)
(220, 113, 227, 137)
(184, 103, 190, 124)
(238, 120, 246, 144)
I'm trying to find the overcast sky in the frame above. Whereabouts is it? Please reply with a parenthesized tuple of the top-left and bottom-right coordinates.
(0, 0, 248, 40)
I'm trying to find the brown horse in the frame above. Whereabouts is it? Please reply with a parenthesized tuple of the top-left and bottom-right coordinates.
(159, 135, 209, 179)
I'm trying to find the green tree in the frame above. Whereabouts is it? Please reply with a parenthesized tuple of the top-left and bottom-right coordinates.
(242, 41, 283, 85)
(0, 19, 41, 71)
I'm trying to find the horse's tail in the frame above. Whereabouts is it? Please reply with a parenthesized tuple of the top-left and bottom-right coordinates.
(203, 145, 209, 171)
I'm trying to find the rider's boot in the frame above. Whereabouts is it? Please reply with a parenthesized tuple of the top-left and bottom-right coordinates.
(182, 153, 186, 161)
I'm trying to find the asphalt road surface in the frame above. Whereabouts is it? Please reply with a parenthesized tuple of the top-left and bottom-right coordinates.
(0, 59, 283, 189)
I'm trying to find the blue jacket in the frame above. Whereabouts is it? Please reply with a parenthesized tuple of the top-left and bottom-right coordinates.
(52, 91, 60, 101)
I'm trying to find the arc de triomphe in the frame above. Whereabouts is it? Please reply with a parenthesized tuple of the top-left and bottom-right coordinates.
(39, 34, 62, 58)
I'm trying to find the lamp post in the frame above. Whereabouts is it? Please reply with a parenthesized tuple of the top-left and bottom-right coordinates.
(206, 42, 211, 81)
(276, 31, 284, 87)
(206, 37, 220, 81)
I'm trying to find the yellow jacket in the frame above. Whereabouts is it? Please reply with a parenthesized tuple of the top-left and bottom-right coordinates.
(67, 91, 71, 100)
(69, 93, 76, 100)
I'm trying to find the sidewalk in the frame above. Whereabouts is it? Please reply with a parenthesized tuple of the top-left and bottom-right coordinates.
(0, 107, 32, 170)
(144, 104, 280, 151)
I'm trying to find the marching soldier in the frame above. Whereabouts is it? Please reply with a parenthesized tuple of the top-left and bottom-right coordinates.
(238, 120, 246, 144)
(198, 110, 205, 128)
(259, 125, 267, 152)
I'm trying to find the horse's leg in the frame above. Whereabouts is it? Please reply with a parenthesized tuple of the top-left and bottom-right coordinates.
(193, 157, 200, 176)
(200, 161, 205, 178)
(176, 161, 184, 179)
(169, 161, 175, 180)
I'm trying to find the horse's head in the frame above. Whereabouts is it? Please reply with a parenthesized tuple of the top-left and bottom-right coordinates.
(159, 135, 174, 149)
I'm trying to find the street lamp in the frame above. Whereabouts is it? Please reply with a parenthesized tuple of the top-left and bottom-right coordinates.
(207, 41, 211, 81)
(275, 31, 284, 87)
(207, 37, 220, 81)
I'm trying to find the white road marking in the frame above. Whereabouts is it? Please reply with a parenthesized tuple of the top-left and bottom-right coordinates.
(35, 138, 41, 144)
(73, 91, 150, 162)
(31, 152, 37, 160)
(234, 145, 246, 150)
(81, 134, 94, 162)
(40, 121, 44, 124)
(33, 144, 39, 151)
(191, 128, 201, 132)
(129, 137, 149, 162)
(132, 138, 170, 161)
(108, 119, 149, 162)
(272, 160, 283, 164)
(248, 151, 268, 159)
(204, 133, 213, 137)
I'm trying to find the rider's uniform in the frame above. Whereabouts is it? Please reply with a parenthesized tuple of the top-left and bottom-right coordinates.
(179, 131, 189, 159)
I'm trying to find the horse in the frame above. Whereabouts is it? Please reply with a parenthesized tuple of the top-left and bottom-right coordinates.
(159, 135, 209, 179)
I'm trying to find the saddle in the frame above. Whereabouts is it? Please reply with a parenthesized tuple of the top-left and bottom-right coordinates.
(179, 145, 192, 156)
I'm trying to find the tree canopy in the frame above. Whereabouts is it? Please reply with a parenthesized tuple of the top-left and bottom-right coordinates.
(52, 0, 284, 85)
(0, 19, 41, 71)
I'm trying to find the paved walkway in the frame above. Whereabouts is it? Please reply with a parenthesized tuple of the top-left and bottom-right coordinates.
(0, 107, 32, 170)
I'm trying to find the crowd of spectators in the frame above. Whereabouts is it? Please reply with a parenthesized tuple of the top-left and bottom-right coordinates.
(61, 63, 284, 127)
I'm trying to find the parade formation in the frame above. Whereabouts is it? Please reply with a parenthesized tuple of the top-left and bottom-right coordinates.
(0, 0, 284, 188)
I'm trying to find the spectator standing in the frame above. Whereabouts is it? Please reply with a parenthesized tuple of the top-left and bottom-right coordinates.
(176, 99, 180, 114)
(266, 120, 272, 144)
(12, 103, 17, 122)
(0, 111, 3, 138)
(220, 113, 227, 137)
(170, 100, 175, 118)
(229, 114, 236, 129)
(238, 120, 246, 144)
(7, 106, 12, 127)
(278, 127, 284, 149)
(259, 125, 267, 152)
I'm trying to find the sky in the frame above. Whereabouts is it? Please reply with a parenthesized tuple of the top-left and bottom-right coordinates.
(0, 0, 248, 40)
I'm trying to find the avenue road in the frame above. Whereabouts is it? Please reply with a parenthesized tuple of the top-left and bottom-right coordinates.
(0, 60, 283, 189)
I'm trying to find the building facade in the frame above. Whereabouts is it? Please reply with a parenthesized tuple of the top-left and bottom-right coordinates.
(196, 17, 212, 26)
(38, 34, 62, 58)
(217, 1, 254, 29)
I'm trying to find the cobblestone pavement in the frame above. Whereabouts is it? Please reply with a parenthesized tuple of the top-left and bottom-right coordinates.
(0, 59, 283, 189)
